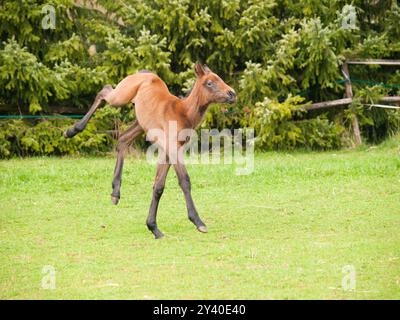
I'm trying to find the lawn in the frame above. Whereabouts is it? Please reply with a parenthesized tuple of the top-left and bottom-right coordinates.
(0, 138, 399, 299)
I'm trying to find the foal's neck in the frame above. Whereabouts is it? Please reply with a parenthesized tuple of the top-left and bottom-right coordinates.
(182, 82, 209, 128)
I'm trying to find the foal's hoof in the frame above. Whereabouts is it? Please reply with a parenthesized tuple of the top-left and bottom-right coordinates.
(197, 225, 208, 233)
(154, 230, 164, 239)
(64, 127, 75, 138)
(111, 195, 120, 205)
(64, 127, 78, 139)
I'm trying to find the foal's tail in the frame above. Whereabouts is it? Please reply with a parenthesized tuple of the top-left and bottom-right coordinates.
(64, 73, 149, 139)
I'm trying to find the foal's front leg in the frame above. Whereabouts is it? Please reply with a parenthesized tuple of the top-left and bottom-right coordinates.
(173, 162, 208, 233)
(111, 121, 143, 204)
(147, 160, 171, 239)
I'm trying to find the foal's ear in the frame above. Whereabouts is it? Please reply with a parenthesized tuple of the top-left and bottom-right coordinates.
(194, 62, 208, 77)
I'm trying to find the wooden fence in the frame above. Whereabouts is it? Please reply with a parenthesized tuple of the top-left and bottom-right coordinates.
(305, 59, 400, 145)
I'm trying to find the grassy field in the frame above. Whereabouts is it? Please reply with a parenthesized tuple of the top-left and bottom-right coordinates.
(0, 137, 399, 299)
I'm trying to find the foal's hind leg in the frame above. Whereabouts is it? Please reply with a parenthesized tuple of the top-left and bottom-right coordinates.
(111, 120, 144, 205)
(64, 84, 113, 138)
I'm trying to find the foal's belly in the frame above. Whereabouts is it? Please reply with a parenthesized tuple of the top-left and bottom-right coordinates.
(134, 101, 164, 133)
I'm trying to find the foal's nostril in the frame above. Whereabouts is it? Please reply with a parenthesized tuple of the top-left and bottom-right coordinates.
(227, 90, 236, 99)
(226, 90, 236, 104)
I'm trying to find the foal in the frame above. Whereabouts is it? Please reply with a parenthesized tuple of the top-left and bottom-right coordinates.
(64, 62, 236, 238)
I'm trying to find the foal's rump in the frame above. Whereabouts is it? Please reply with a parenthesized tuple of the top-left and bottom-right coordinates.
(105, 73, 154, 107)
(105, 70, 168, 107)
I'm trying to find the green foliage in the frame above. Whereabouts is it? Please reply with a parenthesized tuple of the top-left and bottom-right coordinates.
(298, 18, 344, 90)
(0, 103, 146, 158)
(348, 86, 400, 143)
(239, 62, 276, 105)
(0, 38, 106, 113)
(0, 39, 57, 113)
(0, 118, 110, 158)
(1, 0, 400, 155)
(44, 33, 86, 64)
(252, 96, 305, 149)
(250, 95, 343, 150)
(297, 117, 344, 149)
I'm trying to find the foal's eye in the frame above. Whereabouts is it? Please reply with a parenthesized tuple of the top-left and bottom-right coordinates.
(206, 80, 213, 87)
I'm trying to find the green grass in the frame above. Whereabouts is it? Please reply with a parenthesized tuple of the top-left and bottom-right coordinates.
(1, 138, 399, 299)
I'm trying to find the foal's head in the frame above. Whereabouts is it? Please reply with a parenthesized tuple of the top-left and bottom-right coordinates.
(194, 62, 237, 104)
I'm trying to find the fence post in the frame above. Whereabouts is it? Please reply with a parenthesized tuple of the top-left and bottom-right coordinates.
(342, 62, 362, 146)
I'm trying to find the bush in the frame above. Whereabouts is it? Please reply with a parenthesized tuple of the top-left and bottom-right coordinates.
(250, 95, 344, 150)
(1, 0, 400, 155)
(0, 104, 141, 158)
(0, 118, 110, 158)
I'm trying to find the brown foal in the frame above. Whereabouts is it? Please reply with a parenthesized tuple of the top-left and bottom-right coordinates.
(64, 63, 236, 238)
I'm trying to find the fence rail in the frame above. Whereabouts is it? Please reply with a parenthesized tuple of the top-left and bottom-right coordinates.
(346, 59, 400, 66)
(305, 96, 400, 111)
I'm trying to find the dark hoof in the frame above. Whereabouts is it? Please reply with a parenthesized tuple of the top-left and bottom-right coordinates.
(111, 195, 120, 205)
(64, 127, 77, 138)
(197, 225, 208, 233)
(154, 230, 164, 239)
